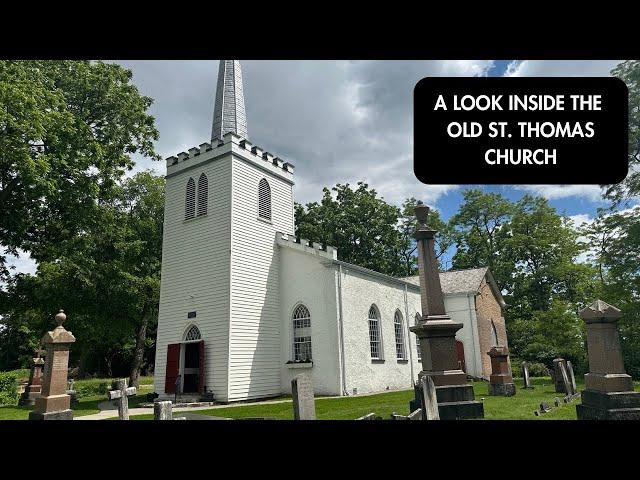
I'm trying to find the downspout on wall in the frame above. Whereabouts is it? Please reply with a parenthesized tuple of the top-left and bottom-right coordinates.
(337, 264, 348, 396)
(403, 284, 415, 387)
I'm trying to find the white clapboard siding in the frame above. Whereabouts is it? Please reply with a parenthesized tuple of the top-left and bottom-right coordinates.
(154, 156, 232, 401)
(228, 156, 294, 401)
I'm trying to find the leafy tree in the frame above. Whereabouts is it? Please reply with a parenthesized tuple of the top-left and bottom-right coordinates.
(0, 60, 159, 278)
(398, 197, 454, 275)
(450, 189, 513, 288)
(605, 60, 640, 205)
(295, 182, 406, 276)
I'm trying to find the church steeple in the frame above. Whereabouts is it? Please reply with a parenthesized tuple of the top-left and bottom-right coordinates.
(211, 60, 248, 141)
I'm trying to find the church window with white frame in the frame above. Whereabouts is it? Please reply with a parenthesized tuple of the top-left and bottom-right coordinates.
(185, 177, 196, 220)
(368, 305, 382, 360)
(197, 173, 208, 217)
(394, 310, 406, 360)
(292, 304, 312, 362)
(184, 324, 201, 341)
(415, 313, 422, 361)
(258, 178, 271, 220)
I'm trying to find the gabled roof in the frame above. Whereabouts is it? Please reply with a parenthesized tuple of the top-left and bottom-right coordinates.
(399, 267, 505, 307)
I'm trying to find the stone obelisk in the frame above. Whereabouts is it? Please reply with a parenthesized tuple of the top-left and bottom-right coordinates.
(576, 300, 640, 420)
(409, 201, 484, 419)
(29, 310, 76, 420)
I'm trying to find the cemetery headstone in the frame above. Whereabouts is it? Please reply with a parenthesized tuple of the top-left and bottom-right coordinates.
(559, 361, 573, 396)
(420, 374, 440, 420)
(29, 310, 76, 420)
(108, 378, 137, 420)
(154, 400, 173, 420)
(407, 409, 422, 420)
(409, 201, 483, 420)
(20, 348, 46, 406)
(539, 402, 551, 413)
(291, 373, 316, 420)
(554, 397, 561, 407)
(553, 358, 568, 393)
(522, 361, 533, 389)
(488, 346, 516, 396)
(356, 413, 379, 420)
(576, 300, 640, 419)
(566, 361, 577, 396)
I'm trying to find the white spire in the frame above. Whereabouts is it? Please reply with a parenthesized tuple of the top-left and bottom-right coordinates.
(211, 60, 248, 141)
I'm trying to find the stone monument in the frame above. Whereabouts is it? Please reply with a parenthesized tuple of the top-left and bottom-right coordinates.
(488, 346, 516, 396)
(29, 310, 76, 420)
(576, 300, 640, 420)
(522, 361, 533, 389)
(291, 373, 316, 420)
(409, 201, 484, 420)
(19, 347, 45, 406)
(108, 378, 137, 420)
(553, 358, 568, 393)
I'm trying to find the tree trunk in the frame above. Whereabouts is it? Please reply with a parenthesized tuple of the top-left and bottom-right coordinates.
(129, 309, 149, 389)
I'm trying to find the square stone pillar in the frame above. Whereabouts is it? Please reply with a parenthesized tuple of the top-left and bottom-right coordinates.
(576, 300, 640, 420)
(19, 354, 45, 406)
(29, 310, 76, 421)
(488, 346, 516, 396)
(409, 201, 483, 420)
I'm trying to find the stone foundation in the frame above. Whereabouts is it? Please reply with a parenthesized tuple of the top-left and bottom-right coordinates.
(489, 382, 516, 396)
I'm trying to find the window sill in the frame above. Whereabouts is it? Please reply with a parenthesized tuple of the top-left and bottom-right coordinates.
(371, 359, 385, 364)
(257, 216, 272, 225)
(397, 359, 409, 364)
(286, 362, 313, 369)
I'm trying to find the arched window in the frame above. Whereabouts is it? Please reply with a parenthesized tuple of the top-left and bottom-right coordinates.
(292, 304, 312, 362)
(415, 313, 422, 361)
(197, 173, 208, 217)
(258, 178, 271, 220)
(491, 320, 499, 347)
(185, 177, 196, 220)
(184, 324, 201, 341)
(368, 305, 382, 360)
(394, 310, 406, 360)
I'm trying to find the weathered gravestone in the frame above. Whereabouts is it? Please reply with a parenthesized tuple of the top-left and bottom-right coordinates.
(559, 360, 574, 396)
(420, 375, 440, 420)
(553, 358, 568, 394)
(154, 400, 173, 420)
(488, 346, 516, 396)
(539, 402, 551, 413)
(566, 361, 578, 396)
(409, 202, 483, 420)
(522, 361, 533, 389)
(291, 373, 316, 420)
(20, 348, 45, 406)
(576, 300, 640, 420)
(29, 310, 76, 421)
(356, 413, 380, 420)
(108, 378, 137, 420)
(407, 409, 422, 420)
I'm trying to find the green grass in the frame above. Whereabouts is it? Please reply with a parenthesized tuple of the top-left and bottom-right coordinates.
(127, 376, 598, 421)
(0, 376, 155, 420)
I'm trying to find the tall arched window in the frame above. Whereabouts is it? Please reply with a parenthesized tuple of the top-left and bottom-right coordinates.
(258, 178, 271, 220)
(292, 304, 312, 362)
(415, 313, 422, 361)
(184, 324, 201, 341)
(185, 177, 196, 220)
(394, 310, 406, 360)
(491, 320, 499, 347)
(197, 173, 208, 217)
(368, 305, 382, 360)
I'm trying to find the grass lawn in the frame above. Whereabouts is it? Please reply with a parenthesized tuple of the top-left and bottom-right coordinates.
(0, 376, 154, 420)
(129, 376, 639, 421)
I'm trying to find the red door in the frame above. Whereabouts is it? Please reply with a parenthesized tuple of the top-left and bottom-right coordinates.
(456, 340, 466, 373)
(164, 344, 180, 394)
(198, 340, 205, 394)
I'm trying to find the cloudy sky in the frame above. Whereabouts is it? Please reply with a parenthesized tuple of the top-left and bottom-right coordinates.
(5, 59, 635, 275)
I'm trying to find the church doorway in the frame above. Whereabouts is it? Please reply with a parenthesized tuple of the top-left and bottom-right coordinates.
(164, 325, 205, 396)
(456, 340, 466, 373)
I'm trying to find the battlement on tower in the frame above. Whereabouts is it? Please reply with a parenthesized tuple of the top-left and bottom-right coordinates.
(165, 131, 295, 180)
(276, 232, 338, 260)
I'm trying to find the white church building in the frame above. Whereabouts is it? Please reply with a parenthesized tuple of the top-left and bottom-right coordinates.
(153, 60, 509, 403)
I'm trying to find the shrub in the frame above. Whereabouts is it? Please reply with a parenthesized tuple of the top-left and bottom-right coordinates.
(74, 378, 110, 398)
(0, 371, 19, 406)
(526, 362, 550, 377)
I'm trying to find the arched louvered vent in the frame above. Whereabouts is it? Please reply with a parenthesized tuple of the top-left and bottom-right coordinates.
(184, 324, 201, 341)
(258, 178, 271, 220)
(185, 178, 196, 220)
(197, 173, 208, 217)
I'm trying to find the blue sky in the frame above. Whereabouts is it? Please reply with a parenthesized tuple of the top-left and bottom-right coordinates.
(4, 59, 635, 277)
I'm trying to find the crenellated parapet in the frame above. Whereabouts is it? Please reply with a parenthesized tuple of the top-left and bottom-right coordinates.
(165, 131, 295, 180)
(276, 232, 337, 260)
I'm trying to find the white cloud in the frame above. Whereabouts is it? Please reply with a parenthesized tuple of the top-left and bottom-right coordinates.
(505, 60, 621, 77)
(514, 184, 605, 201)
